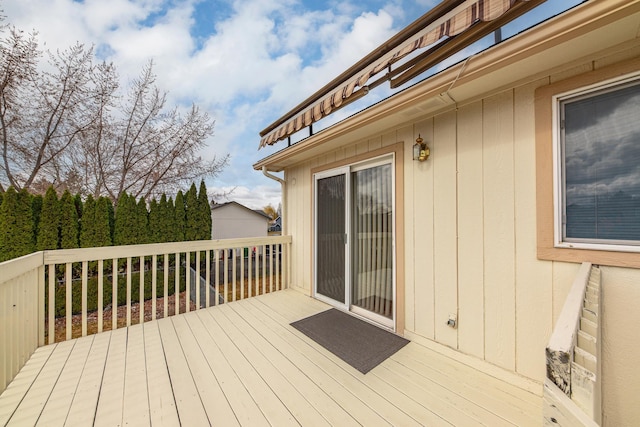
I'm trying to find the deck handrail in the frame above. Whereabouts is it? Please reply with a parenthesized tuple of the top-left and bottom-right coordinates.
(0, 235, 291, 395)
(544, 262, 602, 426)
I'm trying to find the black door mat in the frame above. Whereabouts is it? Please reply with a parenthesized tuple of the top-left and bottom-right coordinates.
(291, 308, 409, 374)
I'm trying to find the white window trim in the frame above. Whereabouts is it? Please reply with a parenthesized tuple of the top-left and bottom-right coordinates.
(552, 71, 640, 253)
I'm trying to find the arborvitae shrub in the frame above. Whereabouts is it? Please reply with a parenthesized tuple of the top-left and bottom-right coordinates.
(37, 186, 60, 251)
(198, 180, 212, 240)
(174, 191, 186, 242)
(59, 190, 79, 249)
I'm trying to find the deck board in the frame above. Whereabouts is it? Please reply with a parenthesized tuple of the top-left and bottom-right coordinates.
(226, 301, 363, 427)
(197, 307, 299, 427)
(8, 340, 75, 426)
(169, 313, 239, 426)
(180, 310, 265, 427)
(93, 327, 127, 427)
(143, 321, 180, 427)
(213, 304, 331, 426)
(0, 289, 542, 426)
(65, 331, 111, 426)
(0, 345, 55, 425)
(156, 317, 210, 426)
(122, 324, 150, 426)
(37, 335, 94, 426)
(252, 294, 452, 426)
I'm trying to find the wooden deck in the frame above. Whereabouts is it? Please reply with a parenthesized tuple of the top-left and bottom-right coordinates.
(0, 289, 542, 426)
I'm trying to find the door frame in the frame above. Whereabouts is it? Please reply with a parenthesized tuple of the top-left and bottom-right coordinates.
(313, 153, 396, 329)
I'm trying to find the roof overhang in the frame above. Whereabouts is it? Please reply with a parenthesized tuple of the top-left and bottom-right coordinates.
(254, 0, 640, 172)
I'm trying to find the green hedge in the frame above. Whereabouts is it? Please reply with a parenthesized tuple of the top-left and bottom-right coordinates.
(47, 265, 187, 318)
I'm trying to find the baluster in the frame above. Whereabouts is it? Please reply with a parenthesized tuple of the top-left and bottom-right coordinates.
(65, 263, 72, 341)
(152, 254, 157, 321)
(98, 260, 104, 333)
(126, 257, 132, 326)
(269, 244, 274, 293)
(232, 249, 236, 302)
(163, 255, 169, 317)
(275, 244, 280, 291)
(196, 251, 201, 310)
(175, 252, 180, 315)
(262, 245, 267, 295)
(112, 258, 117, 330)
(224, 249, 229, 304)
(48, 264, 55, 344)
(240, 247, 245, 300)
(248, 248, 253, 298)
(186, 252, 191, 313)
(82, 261, 88, 337)
(205, 250, 211, 308)
(214, 250, 219, 306)
(139, 256, 145, 324)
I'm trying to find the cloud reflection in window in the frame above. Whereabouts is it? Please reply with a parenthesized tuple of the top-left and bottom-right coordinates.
(563, 81, 640, 242)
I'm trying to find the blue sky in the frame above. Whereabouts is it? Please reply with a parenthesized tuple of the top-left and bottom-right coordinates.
(2, 0, 582, 209)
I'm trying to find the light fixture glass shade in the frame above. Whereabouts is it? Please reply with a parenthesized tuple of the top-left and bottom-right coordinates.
(413, 135, 428, 161)
(413, 140, 422, 161)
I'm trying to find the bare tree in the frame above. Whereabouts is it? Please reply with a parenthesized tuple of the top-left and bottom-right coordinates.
(0, 22, 227, 201)
(0, 25, 97, 192)
(0, 26, 40, 192)
(81, 62, 228, 202)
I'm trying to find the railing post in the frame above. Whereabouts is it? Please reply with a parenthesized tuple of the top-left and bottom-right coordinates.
(38, 263, 45, 347)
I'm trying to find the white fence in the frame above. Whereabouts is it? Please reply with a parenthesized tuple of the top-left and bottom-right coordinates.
(0, 236, 291, 394)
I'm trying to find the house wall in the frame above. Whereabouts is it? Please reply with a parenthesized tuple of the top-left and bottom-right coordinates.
(211, 204, 268, 239)
(283, 42, 640, 425)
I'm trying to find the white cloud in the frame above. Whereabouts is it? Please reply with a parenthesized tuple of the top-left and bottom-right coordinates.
(1, 0, 411, 200)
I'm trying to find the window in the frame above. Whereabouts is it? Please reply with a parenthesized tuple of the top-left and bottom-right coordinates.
(555, 75, 640, 250)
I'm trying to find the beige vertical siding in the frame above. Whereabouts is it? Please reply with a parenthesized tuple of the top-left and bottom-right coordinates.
(598, 266, 640, 426)
(412, 119, 435, 340)
(433, 111, 458, 349)
(457, 100, 485, 360)
(286, 161, 314, 293)
(483, 90, 517, 371)
(281, 44, 640, 425)
(514, 80, 554, 381)
(282, 79, 600, 386)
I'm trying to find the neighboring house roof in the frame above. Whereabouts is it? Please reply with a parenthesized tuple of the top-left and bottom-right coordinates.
(211, 201, 271, 220)
(257, 0, 545, 148)
(269, 216, 282, 232)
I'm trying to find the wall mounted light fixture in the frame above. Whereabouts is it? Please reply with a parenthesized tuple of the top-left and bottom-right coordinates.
(413, 134, 429, 162)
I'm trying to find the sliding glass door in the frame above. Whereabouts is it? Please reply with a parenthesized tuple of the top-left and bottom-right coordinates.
(350, 163, 393, 322)
(314, 157, 394, 328)
(315, 170, 348, 306)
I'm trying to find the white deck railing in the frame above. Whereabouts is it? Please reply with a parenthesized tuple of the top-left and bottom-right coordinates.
(544, 262, 602, 426)
(0, 235, 291, 394)
(0, 252, 45, 395)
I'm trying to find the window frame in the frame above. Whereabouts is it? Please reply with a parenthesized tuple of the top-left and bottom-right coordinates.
(552, 72, 640, 252)
(536, 58, 640, 268)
